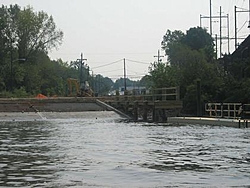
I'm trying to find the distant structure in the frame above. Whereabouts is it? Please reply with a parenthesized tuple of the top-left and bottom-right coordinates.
(118, 86, 146, 95)
(230, 35, 250, 59)
(220, 34, 250, 76)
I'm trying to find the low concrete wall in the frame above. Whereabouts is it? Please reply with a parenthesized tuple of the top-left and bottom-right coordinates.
(0, 97, 106, 112)
(167, 117, 248, 128)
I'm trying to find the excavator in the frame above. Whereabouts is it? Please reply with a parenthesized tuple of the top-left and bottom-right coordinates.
(67, 78, 94, 97)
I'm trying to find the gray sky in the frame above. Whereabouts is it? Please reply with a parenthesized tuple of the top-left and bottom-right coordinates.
(2, 0, 250, 80)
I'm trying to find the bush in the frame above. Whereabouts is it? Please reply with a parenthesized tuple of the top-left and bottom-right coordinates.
(0, 87, 29, 98)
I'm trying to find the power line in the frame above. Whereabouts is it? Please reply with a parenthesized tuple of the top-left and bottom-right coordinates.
(238, 20, 248, 32)
(91, 59, 123, 69)
(109, 74, 146, 77)
(98, 68, 123, 74)
(126, 59, 150, 65)
(127, 69, 146, 75)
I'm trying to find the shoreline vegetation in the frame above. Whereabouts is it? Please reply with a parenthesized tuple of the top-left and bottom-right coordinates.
(1, 4, 250, 116)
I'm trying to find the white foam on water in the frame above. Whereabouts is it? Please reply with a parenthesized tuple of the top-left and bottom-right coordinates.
(37, 111, 47, 120)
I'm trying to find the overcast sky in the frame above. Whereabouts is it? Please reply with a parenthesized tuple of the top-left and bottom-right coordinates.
(2, 0, 250, 80)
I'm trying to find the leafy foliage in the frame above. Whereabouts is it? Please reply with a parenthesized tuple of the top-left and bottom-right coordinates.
(148, 27, 225, 114)
(2, 4, 249, 117)
(92, 74, 114, 96)
(0, 4, 66, 97)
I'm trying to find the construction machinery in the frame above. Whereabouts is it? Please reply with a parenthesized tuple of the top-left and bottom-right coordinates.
(67, 78, 94, 97)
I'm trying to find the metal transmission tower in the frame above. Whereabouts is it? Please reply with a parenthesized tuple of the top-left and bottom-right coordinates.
(200, 5, 229, 58)
(234, 5, 250, 50)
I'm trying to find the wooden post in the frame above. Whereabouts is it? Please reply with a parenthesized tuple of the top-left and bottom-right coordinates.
(153, 105, 159, 122)
(160, 109, 167, 122)
(197, 80, 202, 116)
(176, 86, 180, 101)
(163, 88, 166, 101)
(133, 101, 138, 121)
(153, 108, 156, 122)
(125, 101, 129, 113)
(143, 108, 148, 121)
(143, 101, 148, 121)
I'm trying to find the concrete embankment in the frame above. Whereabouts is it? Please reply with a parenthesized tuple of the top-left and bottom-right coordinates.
(0, 97, 106, 112)
(168, 117, 249, 128)
(0, 97, 133, 119)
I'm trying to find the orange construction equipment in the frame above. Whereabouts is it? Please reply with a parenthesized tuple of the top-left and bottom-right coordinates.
(67, 78, 80, 96)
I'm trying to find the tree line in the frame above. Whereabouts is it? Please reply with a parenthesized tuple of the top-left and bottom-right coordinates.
(1, 4, 249, 115)
(0, 4, 145, 98)
(147, 27, 250, 114)
(0, 4, 117, 97)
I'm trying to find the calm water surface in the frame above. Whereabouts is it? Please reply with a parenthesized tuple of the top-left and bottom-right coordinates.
(0, 111, 250, 187)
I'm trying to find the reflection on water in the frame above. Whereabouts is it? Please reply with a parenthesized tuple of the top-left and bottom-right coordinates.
(0, 111, 250, 187)
(0, 121, 59, 187)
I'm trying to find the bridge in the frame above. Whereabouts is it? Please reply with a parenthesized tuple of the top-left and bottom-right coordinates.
(99, 87, 183, 122)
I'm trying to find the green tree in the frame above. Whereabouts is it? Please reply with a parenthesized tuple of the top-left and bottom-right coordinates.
(140, 75, 152, 88)
(94, 74, 113, 96)
(183, 27, 215, 62)
(162, 27, 215, 65)
(113, 78, 139, 91)
(182, 27, 214, 51)
(0, 4, 63, 60)
(148, 27, 222, 114)
(149, 62, 179, 88)
(0, 4, 63, 94)
(161, 29, 185, 64)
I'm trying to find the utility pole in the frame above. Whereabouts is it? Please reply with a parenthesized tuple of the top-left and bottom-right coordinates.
(215, 34, 218, 59)
(235, 6, 238, 49)
(154, 50, 164, 63)
(10, 46, 13, 92)
(210, 0, 212, 35)
(248, 0, 250, 28)
(220, 6, 222, 58)
(227, 14, 230, 54)
(91, 70, 95, 95)
(123, 58, 127, 92)
(78, 53, 87, 84)
(80, 53, 83, 83)
(76, 53, 87, 96)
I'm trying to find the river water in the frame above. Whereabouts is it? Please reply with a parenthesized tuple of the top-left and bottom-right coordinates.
(0, 111, 250, 187)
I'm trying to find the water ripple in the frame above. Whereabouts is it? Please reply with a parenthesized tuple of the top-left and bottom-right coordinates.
(0, 112, 250, 187)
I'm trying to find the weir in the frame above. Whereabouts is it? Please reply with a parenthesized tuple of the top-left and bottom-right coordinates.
(0, 94, 250, 128)
(96, 99, 132, 120)
(0, 87, 182, 122)
(0, 97, 104, 112)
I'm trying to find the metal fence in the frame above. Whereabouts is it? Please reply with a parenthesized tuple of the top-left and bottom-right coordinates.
(115, 87, 180, 102)
(205, 103, 242, 119)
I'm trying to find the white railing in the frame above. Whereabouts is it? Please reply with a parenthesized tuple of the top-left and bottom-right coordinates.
(205, 103, 242, 119)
